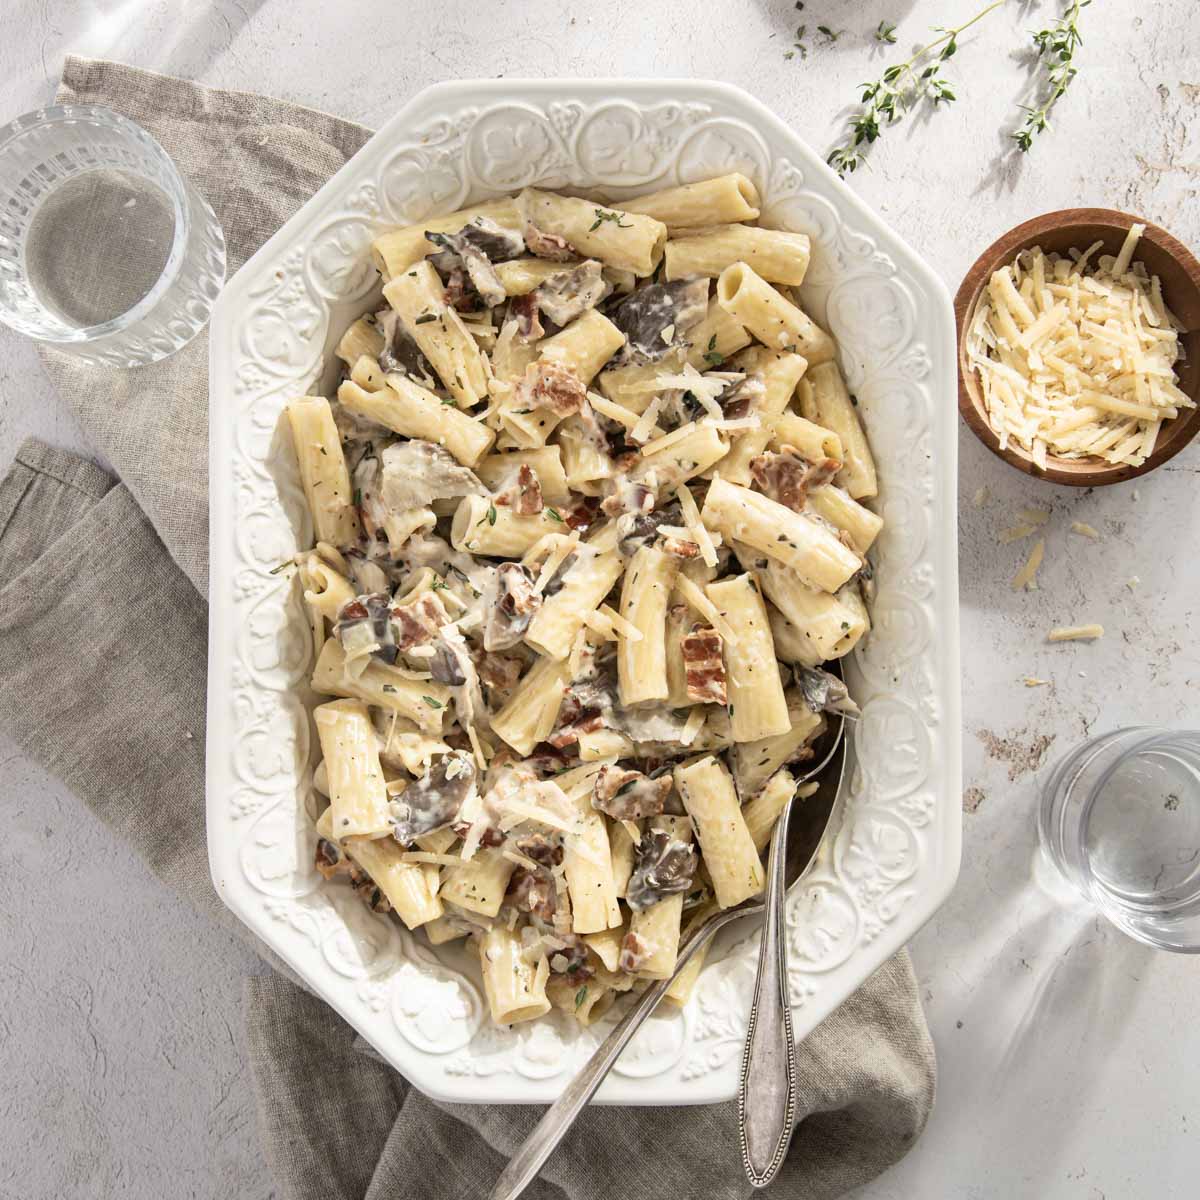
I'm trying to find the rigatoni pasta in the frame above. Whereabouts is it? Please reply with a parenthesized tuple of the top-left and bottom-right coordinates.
(286, 175, 881, 1030)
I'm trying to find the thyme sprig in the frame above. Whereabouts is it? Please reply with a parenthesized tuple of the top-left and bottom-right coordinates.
(827, 1, 1005, 176)
(1012, 0, 1090, 152)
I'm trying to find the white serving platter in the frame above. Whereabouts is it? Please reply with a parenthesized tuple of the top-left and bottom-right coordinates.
(207, 78, 961, 1105)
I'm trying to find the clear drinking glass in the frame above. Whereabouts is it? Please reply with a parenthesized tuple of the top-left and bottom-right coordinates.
(1038, 727, 1200, 952)
(0, 104, 226, 367)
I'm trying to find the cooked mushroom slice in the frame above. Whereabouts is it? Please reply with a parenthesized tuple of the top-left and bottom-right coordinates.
(334, 592, 397, 664)
(348, 865, 391, 914)
(534, 260, 609, 327)
(513, 359, 588, 417)
(524, 223, 577, 262)
(512, 831, 565, 869)
(592, 765, 672, 821)
(509, 293, 544, 342)
(433, 623, 488, 730)
(614, 499, 680, 556)
(389, 752, 477, 845)
(718, 373, 767, 420)
(681, 622, 727, 706)
(426, 217, 526, 308)
(482, 562, 543, 651)
(377, 309, 437, 385)
(610, 278, 710, 365)
(796, 666, 861, 718)
(750, 447, 841, 513)
(625, 829, 700, 911)
(380, 440, 487, 514)
(314, 837, 353, 881)
(477, 649, 524, 705)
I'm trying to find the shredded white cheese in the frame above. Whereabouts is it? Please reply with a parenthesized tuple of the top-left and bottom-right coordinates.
(675, 574, 738, 643)
(966, 233, 1189, 469)
(675, 483, 718, 568)
(1048, 624, 1105, 642)
(1070, 521, 1100, 539)
(1012, 537, 1045, 590)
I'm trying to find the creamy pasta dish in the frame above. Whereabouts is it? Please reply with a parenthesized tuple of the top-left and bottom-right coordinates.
(284, 174, 881, 1027)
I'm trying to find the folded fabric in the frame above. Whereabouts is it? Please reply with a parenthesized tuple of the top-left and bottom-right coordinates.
(0, 57, 937, 1200)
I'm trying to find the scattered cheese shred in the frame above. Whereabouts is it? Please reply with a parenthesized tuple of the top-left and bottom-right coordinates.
(680, 706, 707, 747)
(973, 486, 990, 508)
(1024, 677, 1049, 688)
(675, 483, 719, 568)
(1048, 624, 1105, 642)
(596, 603, 643, 641)
(1018, 506, 1051, 526)
(999, 523, 1038, 544)
(640, 420, 699, 458)
(1011, 537, 1045, 590)
(587, 391, 641, 430)
(966, 238, 1189, 469)
(674, 574, 739, 643)
(1070, 521, 1100, 539)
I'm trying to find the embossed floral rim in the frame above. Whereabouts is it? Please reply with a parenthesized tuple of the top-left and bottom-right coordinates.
(207, 79, 962, 1106)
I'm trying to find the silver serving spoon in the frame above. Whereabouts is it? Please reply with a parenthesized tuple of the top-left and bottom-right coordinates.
(489, 718, 847, 1200)
(738, 706, 850, 1187)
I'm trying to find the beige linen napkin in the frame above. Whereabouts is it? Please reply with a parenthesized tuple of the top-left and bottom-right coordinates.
(0, 57, 936, 1200)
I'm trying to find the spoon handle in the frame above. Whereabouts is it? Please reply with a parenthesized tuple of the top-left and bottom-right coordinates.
(489, 916, 727, 1200)
(737, 800, 799, 1189)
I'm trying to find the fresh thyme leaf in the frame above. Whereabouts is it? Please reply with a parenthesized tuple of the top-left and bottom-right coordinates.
(441, 397, 456, 406)
(589, 208, 633, 233)
(431, 579, 447, 590)
(546, 507, 564, 522)
(1012, 0, 1089, 153)
(382, 684, 397, 693)
(825, 0, 1005, 177)
(704, 351, 725, 367)
(422, 695, 443, 709)
(574, 986, 588, 1008)
(269, 559, 295, 575)
(487, 503, 498, 526)
(707, 334, 717, 350)
(817, 25, 839, 41)
(353, 488, 363, 507)
(414, 313, 438, 325)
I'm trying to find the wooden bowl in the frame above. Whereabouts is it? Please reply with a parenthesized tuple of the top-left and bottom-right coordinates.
(955, 208, 1200, 486)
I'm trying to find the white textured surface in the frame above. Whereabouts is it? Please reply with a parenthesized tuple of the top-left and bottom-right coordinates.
(0, 0, 1197, 1195)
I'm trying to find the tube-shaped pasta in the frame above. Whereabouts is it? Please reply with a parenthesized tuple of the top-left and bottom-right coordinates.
(635, 422, 729, 488)
(683, 299, 752, 370)
(343, 834, 444, 928)
(314, 699, 392, 838)
(799, 361, 878, 499)
(286, 398, 362, 548)
(371, 198, 522, 279)
(518, 188, 667, 275)
(718, 349, 808, 485)
(475, 447, 571, 504)
(768, 608, 823, 668)
(620, 173, 760, 231)
(618, 546, 679, 707)
(597, 354, 682, 415)
(716, 262, 835, 365)
(584, 923, 627, 973)
(664, 600, 698, 707)
(337, 377, 494, 468)
(742, 769, 797, 852)
(311, 639, 449, 733)
(538, 309, 627, 386)
(382, 260, 490, 406)
(626, 815, 693, 980)
(525, 545, 624, 660)
(557, 414, 615, 493)
(704, 573, 790, 741)
(335, 316, 385, 367)
(673, 756, 764, 909)
(663, 899, 719, 1007)
(806, 485, 882, 554)
(450, 494, 566, 557)
(700, 477, 860, 593)
(666, 224, 812, 287)
(478, 925, 552, 1024)
(490, 655, 570, 755)
(769, 412, 845, 464)
(300, 554, 356, 624)
(493, 258, 574, 296)
(564, 789, 622, 934)
(732, 692, 823, 797)
(440, 848, 516, 918)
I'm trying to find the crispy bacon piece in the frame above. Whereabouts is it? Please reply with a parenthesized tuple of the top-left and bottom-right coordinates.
(618, 930, 650, 974)
(514, 360, 588, 418)
(592, 766, 672, 821)
(602, 481, 655, 521)
(513, 832, 564, 869)
(750, 447, 841, 512)
(315, 838, 352, 881)
(661, 535, 700, 559)
(442, 265, 475, 311)
(453, 821, 504, 849)
(549, 936, 594, 983)
(494, 464, 544, 515)
(510, 292, 544, 342)
(524, 223, 577, 262)
(681, 622, 727, 705)
(392, 590, 450, 651)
